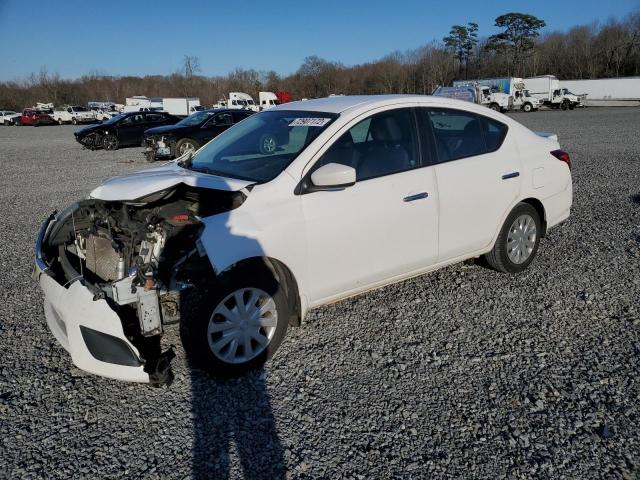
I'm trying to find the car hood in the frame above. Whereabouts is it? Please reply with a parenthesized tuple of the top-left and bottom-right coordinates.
(75, 123, 105, 136)
(145, 124, 192, 136)
(89, 161, 254, 201)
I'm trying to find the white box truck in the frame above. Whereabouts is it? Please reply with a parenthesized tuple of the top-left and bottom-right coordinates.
(437, 82, 512, 111)
(124, 96, 164, 113)
(162, 97, 203, 117)
(453, 78, 540, 112)
(524, 75, 584, 110)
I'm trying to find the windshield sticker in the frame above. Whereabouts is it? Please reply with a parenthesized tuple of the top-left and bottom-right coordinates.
(288, 117, 331, 127)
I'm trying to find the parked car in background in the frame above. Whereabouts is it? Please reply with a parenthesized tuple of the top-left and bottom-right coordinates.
(33, 95, 572, 383)
(74, 111, 180, 150)
(51, 105, 97, 125)
(20, 108, 55, 126)
(0, 110, 21, 125)
(143, 109, 253, 161)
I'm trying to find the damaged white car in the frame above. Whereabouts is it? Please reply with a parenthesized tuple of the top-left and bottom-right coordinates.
(34, 95, 572, 385)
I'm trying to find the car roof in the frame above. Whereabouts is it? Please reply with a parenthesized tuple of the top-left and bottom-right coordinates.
(271, 94, 491, 114)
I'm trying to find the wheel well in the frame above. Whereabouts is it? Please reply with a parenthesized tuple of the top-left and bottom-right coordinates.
(521, 198, 547, 236)
(221, 257, 302, 327)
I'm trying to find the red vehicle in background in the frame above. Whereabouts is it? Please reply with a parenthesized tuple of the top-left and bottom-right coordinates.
(275, 91, 292, 104)
(20, 109, 55, 126)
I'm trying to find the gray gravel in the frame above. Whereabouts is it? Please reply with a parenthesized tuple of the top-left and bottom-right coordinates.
(1, 109, 639, 479)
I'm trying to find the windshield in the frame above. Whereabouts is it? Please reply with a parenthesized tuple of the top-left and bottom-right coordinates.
(177, 111, 214, 127)
(103, 113, 127, 124)
(187, 110, 337, 183)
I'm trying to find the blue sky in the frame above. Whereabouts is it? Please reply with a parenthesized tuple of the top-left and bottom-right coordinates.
(0, 0, 638, 80)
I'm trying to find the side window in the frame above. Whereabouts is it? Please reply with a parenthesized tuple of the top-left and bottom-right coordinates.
(215, 113, 233, 125)
(67, 107, 73, 113)
(119, 116, 134, 126)
(145, 113, 164, 123)
(231, 111, 250, 123)
(426, 108, 486, 162)
(314, 108, 419, 182)
(479, 116, 508, 152)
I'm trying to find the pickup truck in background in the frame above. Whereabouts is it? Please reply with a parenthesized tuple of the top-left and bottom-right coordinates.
(51, 106, 97, 125)
(0, 110, 21, 125)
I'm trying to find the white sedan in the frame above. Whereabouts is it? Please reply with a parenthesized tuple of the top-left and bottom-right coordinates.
(34, 95, 572, 384)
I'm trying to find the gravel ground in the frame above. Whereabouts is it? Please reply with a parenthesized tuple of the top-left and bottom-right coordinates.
(0, 108, 639, 479)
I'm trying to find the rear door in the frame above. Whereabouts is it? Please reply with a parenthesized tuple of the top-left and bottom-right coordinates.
(418, 107, 521, 261)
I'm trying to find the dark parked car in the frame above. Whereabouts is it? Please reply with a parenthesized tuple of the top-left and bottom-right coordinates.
(74, 111, 180, 150)
(20, 109, 55, 127)
(143, 109, 253, 161)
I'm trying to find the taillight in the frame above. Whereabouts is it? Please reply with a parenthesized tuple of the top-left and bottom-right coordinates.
(551, 149, 571, 170)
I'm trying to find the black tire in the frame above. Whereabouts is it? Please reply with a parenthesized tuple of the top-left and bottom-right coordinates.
(175, 138, 200, 157)
(568, 102, 575, 110)
(483, 202, 541, 274)
(102, 134, 119, 150)
(561, 100, 569, 111)
(523, 102, 533, 113)
(259, 133, 278, 154)
(180, 261, 290, 377)
(489, 103, 500, 112)
(72, 118, 78, 125)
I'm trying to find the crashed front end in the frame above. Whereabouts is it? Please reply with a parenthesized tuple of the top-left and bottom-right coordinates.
(143, 135, 177, 162)
(34, 184, 245, 385)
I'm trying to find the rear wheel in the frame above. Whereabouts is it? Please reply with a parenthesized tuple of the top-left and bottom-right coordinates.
(58, 119, 63, 125)
(72, 118, 78, 125)
(484, 203, 541, 274)
(102, 134, 119, 150)
(180, 262, 290, 377)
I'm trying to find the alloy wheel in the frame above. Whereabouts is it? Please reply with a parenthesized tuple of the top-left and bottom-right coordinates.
(207, 288, 278, 364)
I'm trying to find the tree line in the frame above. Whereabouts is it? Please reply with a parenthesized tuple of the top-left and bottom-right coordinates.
(0, 11, 638, 111)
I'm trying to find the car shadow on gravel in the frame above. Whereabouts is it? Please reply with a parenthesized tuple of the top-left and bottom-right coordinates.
(190, 368, 285, 479)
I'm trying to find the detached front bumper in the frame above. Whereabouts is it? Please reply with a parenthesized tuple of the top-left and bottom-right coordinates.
(34, 215, 150, 383)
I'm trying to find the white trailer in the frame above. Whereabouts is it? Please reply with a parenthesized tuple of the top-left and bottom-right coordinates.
(524, 75, 584, 110)
(162, 97, 203, 117)
(559, 77, 640, 106)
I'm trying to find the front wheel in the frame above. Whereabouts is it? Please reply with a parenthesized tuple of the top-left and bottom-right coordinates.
(259, 133, 278, 154)
(568, 103, 576, 110)
(175, 138, 199, 157)
(489, 103, 500, 112)
(483, 203, 541, 273)
(102, 134, 119, 150)
(180, 262, 290, 377)
(561, 100, 569, 111)
(523, 103, 533, 113)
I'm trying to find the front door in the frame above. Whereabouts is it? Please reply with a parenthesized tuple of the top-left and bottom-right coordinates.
(301, 107, 439, 304)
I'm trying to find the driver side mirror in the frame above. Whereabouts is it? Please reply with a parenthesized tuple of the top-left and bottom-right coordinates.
(310, 163, 356, 190)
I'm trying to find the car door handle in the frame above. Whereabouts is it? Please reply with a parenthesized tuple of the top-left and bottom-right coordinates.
(502, 172, 520, 180)
(403, 192, 429, 202)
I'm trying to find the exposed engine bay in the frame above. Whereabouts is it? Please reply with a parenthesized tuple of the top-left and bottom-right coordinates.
(40, 184, 246, 385)
(143, 135, 177, 161)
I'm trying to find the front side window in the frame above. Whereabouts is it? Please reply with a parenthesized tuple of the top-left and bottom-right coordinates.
(313, 108, 419, 182)
(178, 111, 214, 127)
(187, 110, 337, 183)
(145, 113, 165, 123)
(213, 113, 233, 126)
